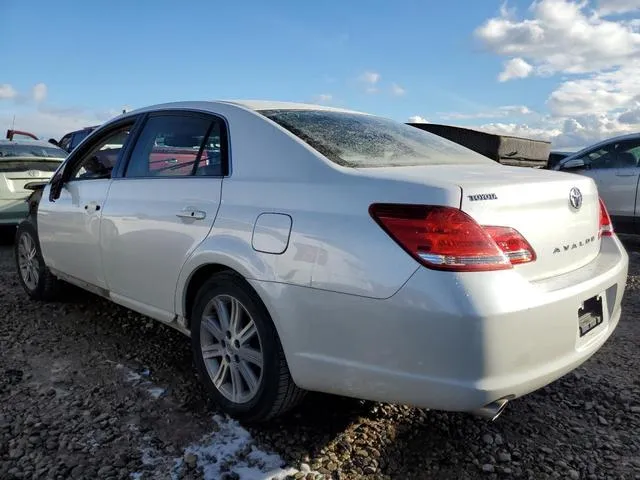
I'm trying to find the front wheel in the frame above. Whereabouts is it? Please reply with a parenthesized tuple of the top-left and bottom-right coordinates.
(190, 271, 305, 422)
(14, 221, 63, 301)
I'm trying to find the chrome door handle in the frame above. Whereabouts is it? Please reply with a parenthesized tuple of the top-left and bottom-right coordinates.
(176, 209, 206, 220)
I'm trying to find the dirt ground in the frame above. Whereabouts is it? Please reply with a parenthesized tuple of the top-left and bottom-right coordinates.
(1, 231, 639, 480)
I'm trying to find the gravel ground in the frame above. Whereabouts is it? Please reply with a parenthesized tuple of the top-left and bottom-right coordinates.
(1, 230, 639, 480)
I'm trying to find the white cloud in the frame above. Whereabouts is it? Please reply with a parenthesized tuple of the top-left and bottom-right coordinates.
(0, 110, 89, 140)
(408, 115, 429, 123)
(440, 104, 533, 120)
(0, 82, 128, 139)
(498, 58, 534, 81)
(313, 93, 333, 104)
(619, 105, 640, 123)
(359, 71, 380, 85)
(502, 105, 533, 115)
(0, 105, 124, 140)
(32, 83, 47, 103)
(358, 71, 381, 93)
(391, 83, 406, 96)
(475, 0, 640, 78)
(476, 122, 561, 142)
(0, 84, 18, 100)
(597, 0, 640, 15)
(468, 0, 640, 149)
(546, 62, 640, 116)
(476, 111, 640, 150)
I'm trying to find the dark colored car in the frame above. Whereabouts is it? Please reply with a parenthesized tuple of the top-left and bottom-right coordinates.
(546, 151, 573, 169)
(57, 126, 99, 152)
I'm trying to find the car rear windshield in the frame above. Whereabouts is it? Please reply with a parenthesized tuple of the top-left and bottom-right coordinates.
(0, 144, 68, 159)
(259, 109, 492, 168)
(0, 160, 62, 173)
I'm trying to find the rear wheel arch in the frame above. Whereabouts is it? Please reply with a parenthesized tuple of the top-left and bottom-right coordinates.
(14, 220, 64, 301)
(189, 270, 305, 421)
(183, 263, 235, 327)
(181, 263, 295, 370)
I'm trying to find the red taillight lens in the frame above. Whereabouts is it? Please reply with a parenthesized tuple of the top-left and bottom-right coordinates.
(369, 204, 535, 272)
(483, 226, 537, 265)
(599, 197, 613, 237)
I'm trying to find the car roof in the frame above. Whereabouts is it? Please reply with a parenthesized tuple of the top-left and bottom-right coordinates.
(121, 100, 369, 118)
(565, 132, 640, 159)
(221, 99, 367, 114)
(71, 125, 99, 133)
(0, 139, 65, 148)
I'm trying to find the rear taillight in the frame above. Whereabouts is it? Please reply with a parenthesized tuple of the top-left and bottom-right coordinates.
(369, 204, 535, 272)
(483, 226, 537, 265)
(599, 197, 613, 237)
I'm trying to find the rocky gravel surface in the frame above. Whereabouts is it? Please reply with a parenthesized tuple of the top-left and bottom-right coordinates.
(1, 230, 639, 480)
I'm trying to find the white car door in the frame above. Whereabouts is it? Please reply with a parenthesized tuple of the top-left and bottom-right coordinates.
(38, 118, 140, 289)
(99, 110, 225, 320)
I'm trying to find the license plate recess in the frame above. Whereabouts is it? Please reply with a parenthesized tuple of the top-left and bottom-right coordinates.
(578, 295, 604, 337)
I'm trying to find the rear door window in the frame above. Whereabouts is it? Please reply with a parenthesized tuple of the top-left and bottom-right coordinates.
(124, 113, 225, 178)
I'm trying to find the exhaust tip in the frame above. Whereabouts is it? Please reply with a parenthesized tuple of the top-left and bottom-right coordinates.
(471, 397, 511, 421)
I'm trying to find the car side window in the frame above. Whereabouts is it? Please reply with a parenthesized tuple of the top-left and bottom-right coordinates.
(68, 126, 131, 181)
(612, 141, 640, 169)
(70, 131, 90, 151)
(58, 134, 72, 152)
(580, 145, 616, 170)
(125, 114, 224, 178)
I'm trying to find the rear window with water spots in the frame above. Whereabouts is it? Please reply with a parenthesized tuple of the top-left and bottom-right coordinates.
(260, 109, 492, 168)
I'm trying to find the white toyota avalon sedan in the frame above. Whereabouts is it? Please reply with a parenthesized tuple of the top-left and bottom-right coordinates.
(14, 100, 628, 423)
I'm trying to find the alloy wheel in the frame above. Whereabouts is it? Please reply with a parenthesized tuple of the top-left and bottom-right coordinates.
(17, 232, 39, 291)
(200, 294, 264, 404)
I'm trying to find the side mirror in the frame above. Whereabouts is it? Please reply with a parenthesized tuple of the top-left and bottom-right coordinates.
(48, 171, 64, 202)
(561, 158, 587, 170)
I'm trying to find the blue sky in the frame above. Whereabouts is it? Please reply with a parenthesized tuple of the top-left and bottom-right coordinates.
(2, 0, 640, 149)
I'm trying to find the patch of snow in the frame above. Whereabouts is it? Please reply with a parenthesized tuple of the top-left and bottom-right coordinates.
(119, 365, 165, 400)
(114, 362, 308, 479)
(147, 387, 166, 399)
(126, 371, 142, 382)
(172, 414, 303, 480)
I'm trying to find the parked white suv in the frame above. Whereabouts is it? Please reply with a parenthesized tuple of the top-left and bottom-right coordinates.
(15, 100, 628, 423)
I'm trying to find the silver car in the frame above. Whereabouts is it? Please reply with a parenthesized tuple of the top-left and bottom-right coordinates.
(14, 100, 629, 423)
(0, 139, 67, 227)
(552, 133, 640, 234)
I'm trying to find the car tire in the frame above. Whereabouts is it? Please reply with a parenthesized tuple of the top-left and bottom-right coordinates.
(191, 271, 305, 422)
(14, 221, 63, 301)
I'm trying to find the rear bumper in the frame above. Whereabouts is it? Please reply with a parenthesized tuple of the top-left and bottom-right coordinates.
(252, 235, 628, 413)
(0, 199, 29, 225)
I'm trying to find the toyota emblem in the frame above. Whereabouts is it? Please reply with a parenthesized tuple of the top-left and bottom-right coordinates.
(569, 187, 582, 210)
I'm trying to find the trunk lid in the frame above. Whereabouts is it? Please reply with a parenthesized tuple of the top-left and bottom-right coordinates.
(356, 163, 602, 281)
(0, 158, 60, 199)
